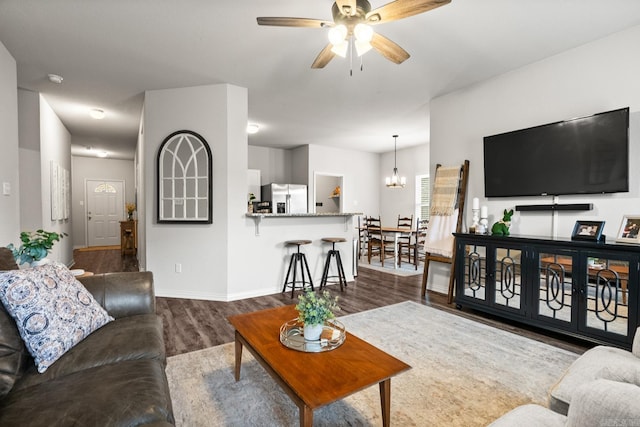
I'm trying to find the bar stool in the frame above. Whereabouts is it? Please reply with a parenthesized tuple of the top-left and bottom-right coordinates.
(320, 237, 347, 292)
(282, 240, 314, 298)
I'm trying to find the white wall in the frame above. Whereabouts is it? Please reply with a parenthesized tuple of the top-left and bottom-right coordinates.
(380, 144, 429, 225)
(18, 89, 42, 232)
(307, 144, 380, 218)
(70, 156, 135, 248)
(428, 24, 640, 294)
(0, 41, 20, 246)
(143, 83, 248, 299)
(135, 109, 147, 270)
(248, 145, 292, 184)
(38, 95, 73, 265)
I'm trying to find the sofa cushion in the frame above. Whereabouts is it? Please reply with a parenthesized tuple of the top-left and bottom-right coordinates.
(0, 263, 113, 373)
(0, 248, 31, 398)
(566, 379, 640, 427)
(632, 326, 640, 358)
(548, 345, 640, 415)
(488, 404, 566, 427)
(0, 247, 18, 271)
(0, 305, 29, 399)
(14, 313, 166, 391)
(0, 359, 175, 427)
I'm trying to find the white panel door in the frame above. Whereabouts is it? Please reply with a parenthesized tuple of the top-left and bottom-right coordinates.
(86, 180, 124, 247)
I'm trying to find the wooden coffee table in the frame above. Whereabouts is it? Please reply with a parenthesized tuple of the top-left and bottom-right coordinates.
(228, 305, 411, 426)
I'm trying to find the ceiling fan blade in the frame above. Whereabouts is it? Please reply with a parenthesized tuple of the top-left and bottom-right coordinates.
(370, 32, 410, 64)
(335, 0, 358, 16)
(257, 17, 332, 28)
(366, 0, 451, 25)
(311, 44, 336, 69)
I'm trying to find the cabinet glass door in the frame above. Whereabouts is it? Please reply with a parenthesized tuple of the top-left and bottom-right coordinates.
(461, 243, 487, 302)
(581, 255, 630, 340)
(493, 247, 522, 310)
(536, 252, 575, 326)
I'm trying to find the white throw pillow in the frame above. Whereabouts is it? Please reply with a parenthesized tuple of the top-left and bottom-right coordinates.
(0, 263, 113, 373)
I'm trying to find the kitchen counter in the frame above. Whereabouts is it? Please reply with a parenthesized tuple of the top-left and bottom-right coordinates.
(243, 212, 361, 289)
(245, 212, 362, 218)
(246, 212, 362, 235)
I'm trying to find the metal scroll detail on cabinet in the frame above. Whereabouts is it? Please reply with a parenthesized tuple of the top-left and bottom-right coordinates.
(494, 249, 522, 310)
(157, 130, 212, 224)
(463, 246, 486, 301)
(585, 258, 629, 336)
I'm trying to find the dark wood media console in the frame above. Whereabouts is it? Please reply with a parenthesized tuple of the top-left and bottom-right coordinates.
(454, 233, 640, 349)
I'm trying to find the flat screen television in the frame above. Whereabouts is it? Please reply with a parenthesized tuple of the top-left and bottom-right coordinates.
(483, 107, 629, 197)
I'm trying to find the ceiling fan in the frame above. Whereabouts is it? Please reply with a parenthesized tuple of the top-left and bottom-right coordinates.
(257, 0, 451, 69)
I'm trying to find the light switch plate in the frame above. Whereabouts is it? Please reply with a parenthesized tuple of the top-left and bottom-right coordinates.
(2, 182, 10, 196)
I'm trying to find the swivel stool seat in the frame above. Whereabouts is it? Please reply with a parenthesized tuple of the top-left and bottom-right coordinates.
(319, 237, 347, 292)
(282, 240, 314, 298)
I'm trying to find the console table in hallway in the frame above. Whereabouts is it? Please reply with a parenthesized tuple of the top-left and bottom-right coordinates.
(120, 220, 137, 256)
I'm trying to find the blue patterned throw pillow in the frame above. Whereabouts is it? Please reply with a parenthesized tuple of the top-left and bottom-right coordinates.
(0, 263, 113, 373)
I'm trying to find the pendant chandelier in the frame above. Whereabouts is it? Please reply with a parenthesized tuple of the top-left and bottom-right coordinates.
(385, 134, 406, 188)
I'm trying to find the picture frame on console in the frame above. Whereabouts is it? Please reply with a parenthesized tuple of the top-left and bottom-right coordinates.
(617, 215, 640, 244)
(571, 220, 605, 242)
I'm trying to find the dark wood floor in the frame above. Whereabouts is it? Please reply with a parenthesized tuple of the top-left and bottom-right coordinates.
(73, 249, 591, 357)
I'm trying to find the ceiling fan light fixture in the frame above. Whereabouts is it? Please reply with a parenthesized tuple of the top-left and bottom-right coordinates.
(355, 39, 373, 56)
(354, 23, 373, 42)
(331, 41, 349, 58)
(328, 24, 348, 45)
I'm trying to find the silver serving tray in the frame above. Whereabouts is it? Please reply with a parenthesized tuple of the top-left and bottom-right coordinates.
(279, 318, 346, 353)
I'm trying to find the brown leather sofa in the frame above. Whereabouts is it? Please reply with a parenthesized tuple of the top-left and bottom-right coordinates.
(0, 248, 175, 426)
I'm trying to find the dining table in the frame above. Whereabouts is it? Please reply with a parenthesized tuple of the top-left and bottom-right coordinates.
(357, 226, 416, 269)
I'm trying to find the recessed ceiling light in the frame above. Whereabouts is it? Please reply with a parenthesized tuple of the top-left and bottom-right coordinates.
(47, 74, 63, 84)
(247, 123, 260, 134)
(89, 108, 105, 119)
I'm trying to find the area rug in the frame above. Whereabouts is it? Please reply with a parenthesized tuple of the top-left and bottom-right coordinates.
(357, 259, 423, 277)
(166, 301, 579, 426)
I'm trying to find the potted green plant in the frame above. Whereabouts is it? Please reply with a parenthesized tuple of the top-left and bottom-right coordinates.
(295, 289, 339, 341)
(7, 230, 66, 266)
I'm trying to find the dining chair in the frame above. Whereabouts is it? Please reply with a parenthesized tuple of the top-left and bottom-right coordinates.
(366, 216, 395, 266)
(396, 214, 413, 256)
(357, 216, 368, 258)
(399, 218, 429, 269)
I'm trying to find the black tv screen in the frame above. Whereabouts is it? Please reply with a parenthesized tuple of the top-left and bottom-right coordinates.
(483, 107, 629, 197)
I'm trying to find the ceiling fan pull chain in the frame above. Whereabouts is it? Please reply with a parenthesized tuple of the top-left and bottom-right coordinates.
(349, 37, 354, 76)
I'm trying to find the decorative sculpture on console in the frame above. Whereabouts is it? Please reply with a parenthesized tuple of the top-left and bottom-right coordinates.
(491, 209, 514, 236)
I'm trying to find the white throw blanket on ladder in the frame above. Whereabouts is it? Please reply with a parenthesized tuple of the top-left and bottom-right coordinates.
(424, 208, 458, 258)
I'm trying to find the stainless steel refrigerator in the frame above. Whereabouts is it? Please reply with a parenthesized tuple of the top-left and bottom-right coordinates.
(261, 184, 308, 214)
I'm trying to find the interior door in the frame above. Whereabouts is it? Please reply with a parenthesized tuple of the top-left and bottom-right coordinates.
(86, 180, 124, 247)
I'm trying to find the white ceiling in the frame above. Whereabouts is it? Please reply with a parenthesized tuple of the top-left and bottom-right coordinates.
(1, 1, 639, 160)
